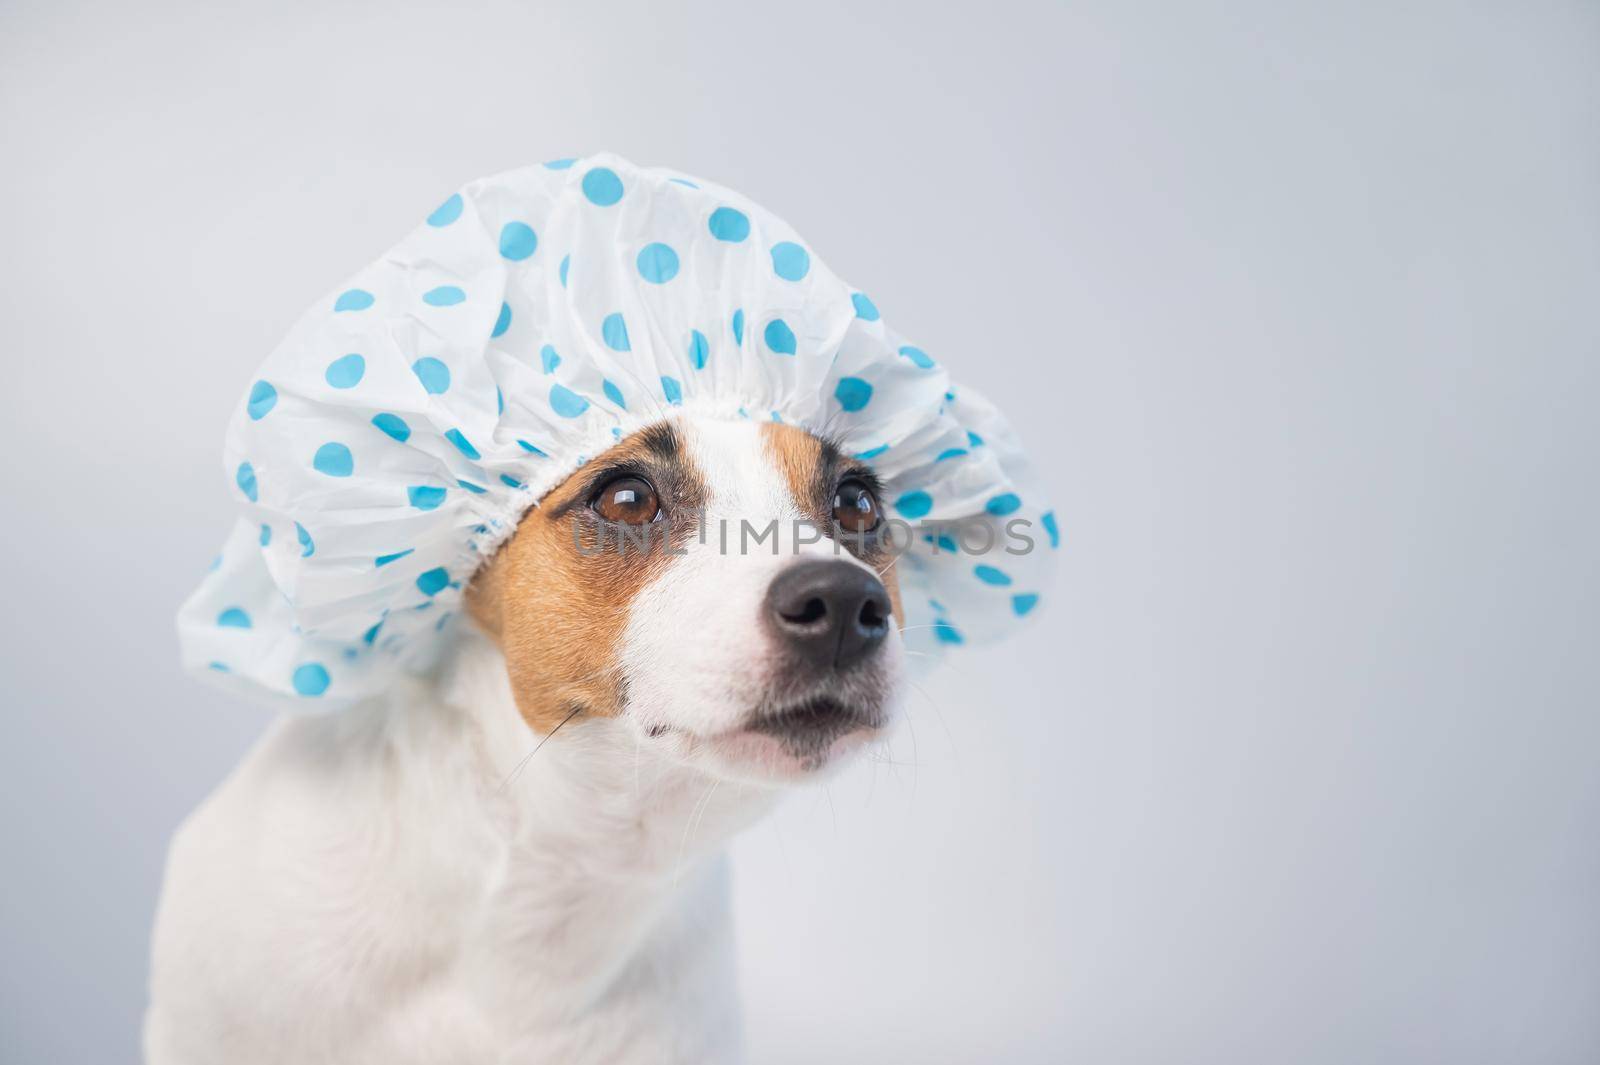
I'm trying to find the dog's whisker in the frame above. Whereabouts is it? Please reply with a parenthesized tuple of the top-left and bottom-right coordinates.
(673, 777, 723, 889)
(495, 656, 634, 790)
(499, 703, 584, 791)
(901, 690, 921, 805)
(689, 777, 721, 853)
(901, 673, 956, 756)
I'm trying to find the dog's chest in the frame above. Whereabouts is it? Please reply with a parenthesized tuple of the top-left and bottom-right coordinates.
(146, 676, 754, 1065)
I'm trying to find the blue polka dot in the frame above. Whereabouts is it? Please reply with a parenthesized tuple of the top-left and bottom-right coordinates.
(324, 353, 365, 389)
(851, 292, 880, 321)
(770, 242, 810, 281)
(416, 567, 450, 596)
(661, 376, 683, 405)
(559, 255, 570, 287)
(411, 357, 450, 394)
(517, 439, 547, 456)
(334, 289, 374, 312)
(974, 564, 1012, 586)
(899, 345, 935, 369)
(492, 302, 512, 338)
(423, 285, 465, 307)
(688, 329, 709, 369)
(708, 207, 750, 242)
(426, 193, 463, 227)
(895, 490, 933, 519)
(246, 381, 277, 420)
(444, 429, 479, 459)
(855, 444, 889, 460)
(602, 312, 631, 352)
(933, 620, 965, 645)
(550, 384, 589, 418)
(670, 177, 699, 188)
(292, 663, 330, 696)
(834, 377, 872, 411)
(500, 474, 525, 490)
(313, 442, 352, 477)
(932, 534, 958, 554)
(208, 661, 229, 672)
(295, 522, 314, 557)
(936, 447, 968, 461)
(235, 462, 257, 501)
(456, 479, 486, 494)
(636, 242, 679, 283)
(217, 607, 252, 629)
(408, 485, 446, 511)
(544, 157, 575, 170)
(764, 318, 797, 355)
(371, 412, 410, 442)
(258, 523, 272, 547)
(581, 167, 624, 206)
(362, 620, 383, 644)
(375, 548, 414, 567)
(1011, 593, 1040, 616)
(602, 379, 626, 408)
(967, 430, 985, 448)
(499, 221, 538, 261)
(1042, 511, 1060, 548)
(540, 344, 561, 373)
(732, 309, 745, 346)
(986, 492, 1022, 516)
(496, 388, 504, 416)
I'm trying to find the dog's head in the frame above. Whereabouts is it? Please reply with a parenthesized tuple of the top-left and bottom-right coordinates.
(467, 414, 905, 782)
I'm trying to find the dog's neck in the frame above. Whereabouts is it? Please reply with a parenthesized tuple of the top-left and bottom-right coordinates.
(429, 624, 778, 1024)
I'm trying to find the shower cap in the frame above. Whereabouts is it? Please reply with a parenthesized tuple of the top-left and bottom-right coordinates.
(179, 153, 1059, 709)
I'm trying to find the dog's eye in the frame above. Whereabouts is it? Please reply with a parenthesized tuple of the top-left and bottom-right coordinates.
(832, 478, 881, 533)
(592, 475, 661, 524)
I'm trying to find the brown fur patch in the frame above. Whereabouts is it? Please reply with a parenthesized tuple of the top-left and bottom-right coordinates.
(763, 422, 826, 509)
(760, 423, 903, 626)
(467, 422, 704, 732)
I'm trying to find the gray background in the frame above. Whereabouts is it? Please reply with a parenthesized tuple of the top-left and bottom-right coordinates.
(2, 1, 1596, 1061)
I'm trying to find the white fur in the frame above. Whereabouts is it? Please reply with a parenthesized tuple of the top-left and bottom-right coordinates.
(626, 420, 903, 761)
(146, 416, 902, 1064)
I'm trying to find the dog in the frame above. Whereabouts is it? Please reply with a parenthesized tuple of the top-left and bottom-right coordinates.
(146, 414, 906, 1064)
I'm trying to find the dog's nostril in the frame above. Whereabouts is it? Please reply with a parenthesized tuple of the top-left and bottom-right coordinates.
(858, 595, 888, 633)
(765, 560, 892, 670)
(782, 596, 828, 626)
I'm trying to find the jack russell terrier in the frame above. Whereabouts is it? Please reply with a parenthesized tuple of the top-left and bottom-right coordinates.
(147, 416, 907, 1063)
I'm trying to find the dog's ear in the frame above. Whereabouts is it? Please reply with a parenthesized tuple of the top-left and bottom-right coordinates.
(465, 548, 506, 641)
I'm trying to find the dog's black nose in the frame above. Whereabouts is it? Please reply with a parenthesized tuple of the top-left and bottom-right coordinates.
(765, 559, 892, 670)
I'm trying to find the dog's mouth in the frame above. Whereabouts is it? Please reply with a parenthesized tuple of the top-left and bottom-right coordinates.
(746, 695, 885, 757)
(721, 693, 888, 775)
(652, 689, 892, 779)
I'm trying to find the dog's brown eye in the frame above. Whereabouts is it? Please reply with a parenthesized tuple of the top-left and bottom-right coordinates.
(832, 478, 880, 533)
(593, 475, 660, 524)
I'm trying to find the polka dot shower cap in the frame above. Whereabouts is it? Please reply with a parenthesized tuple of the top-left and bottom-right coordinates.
(179, 152, 1060, 708)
